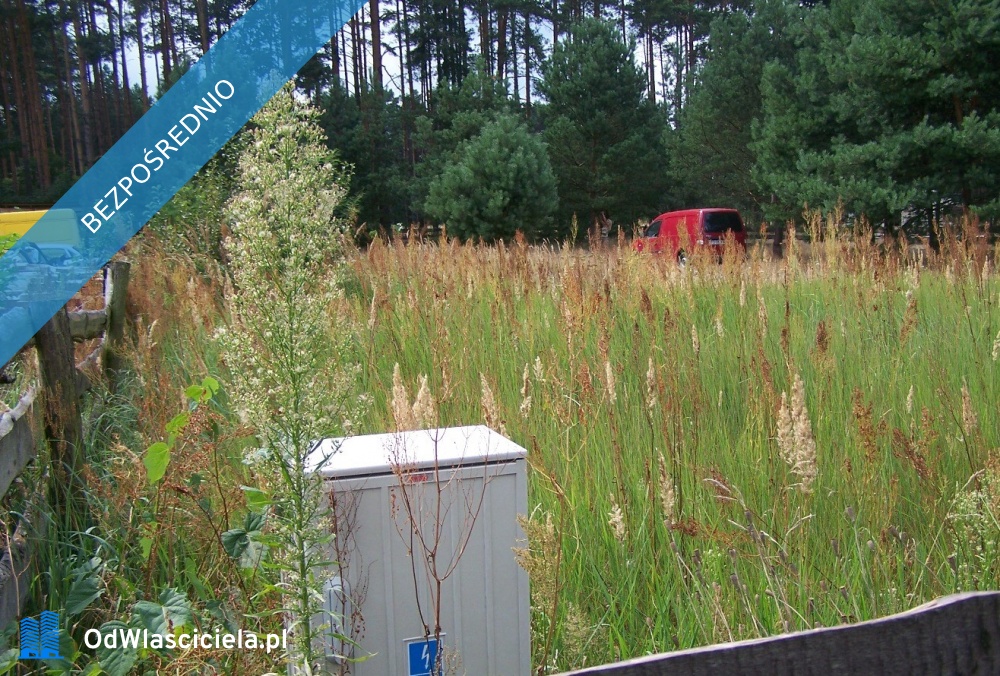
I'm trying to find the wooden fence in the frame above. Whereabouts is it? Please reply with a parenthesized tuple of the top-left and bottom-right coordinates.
(0, 261, 129, 630)
(561, 591, 1000, 676)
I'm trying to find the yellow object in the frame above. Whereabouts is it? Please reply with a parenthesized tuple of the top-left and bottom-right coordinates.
(0, 209, 80, 246)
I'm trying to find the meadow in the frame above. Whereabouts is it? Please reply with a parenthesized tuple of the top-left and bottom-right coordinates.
(5, 218, 999, 675)
(338, 222, 999, 672)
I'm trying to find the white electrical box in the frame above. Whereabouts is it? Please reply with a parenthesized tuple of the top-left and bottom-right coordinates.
(306, 425, 531, 675)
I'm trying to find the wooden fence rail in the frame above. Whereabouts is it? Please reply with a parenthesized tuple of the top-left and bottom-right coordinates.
(562, 591, 1000, 676)
(0, 261, 129, 630)
(0, 388, 37, 629)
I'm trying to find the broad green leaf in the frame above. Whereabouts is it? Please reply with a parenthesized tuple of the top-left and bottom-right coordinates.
(95, 622, 138, 676)
(66, 570, 103, 617)
(221, 528, 249, 559)
(0, 648, 18, 675)
(242, 486, 271, 511)
(164, 411, 190, 436)
(201, 376, 220, 397)
(244, 511, 265, 533)
(144, 441, 170, 484)
(139, 537, 154, 562)
(206, 600, 239, 634)
(133, 589, 193, 635)
(184, 557, 211, 600)
(184, 384, 205, 401)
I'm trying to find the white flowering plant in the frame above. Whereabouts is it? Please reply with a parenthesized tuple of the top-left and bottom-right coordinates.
(218, 84, 363, 671)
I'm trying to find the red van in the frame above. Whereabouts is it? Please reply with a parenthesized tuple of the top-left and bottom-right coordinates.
(634, 208, 747, 260)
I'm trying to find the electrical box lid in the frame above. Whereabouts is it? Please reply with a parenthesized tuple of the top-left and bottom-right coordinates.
(306, 425, 527, 479)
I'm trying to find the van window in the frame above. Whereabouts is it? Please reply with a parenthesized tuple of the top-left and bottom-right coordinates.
(644, 220, 661, 237)
(704, 212, 744, 234)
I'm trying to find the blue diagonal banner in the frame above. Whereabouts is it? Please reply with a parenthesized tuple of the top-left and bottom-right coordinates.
(0, 0, 364, 367)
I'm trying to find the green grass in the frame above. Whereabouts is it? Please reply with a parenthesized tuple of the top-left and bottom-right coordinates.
(341, 233, 1000, 671)
(7, 226, 997, 675)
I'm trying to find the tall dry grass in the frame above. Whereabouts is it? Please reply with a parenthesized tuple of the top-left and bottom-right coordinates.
(341, 219, 999, 672)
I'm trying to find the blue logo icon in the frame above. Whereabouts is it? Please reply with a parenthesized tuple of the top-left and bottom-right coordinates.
(19, 610, 62, 659)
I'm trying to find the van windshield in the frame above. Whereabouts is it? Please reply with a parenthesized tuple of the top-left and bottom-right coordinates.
(644, 220, 661, 237)
(704, 212, 744, 234)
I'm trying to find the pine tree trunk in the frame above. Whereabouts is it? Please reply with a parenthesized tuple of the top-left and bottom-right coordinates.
(133, 0, 149, 108)
(48, 29, 69, 167)
(103, 0, 125, 137)
(658, 39, 666, 104)
(25, 1, 52, 189)
(360, 5, 369, 91)
(116, 0, 133, 125)
(330, 34, 340, 88)
(369, 0, 382, 89)
(394, 0, 405, 96)
(479, 2, 489, 74)
(85, 0, 113, 151)
(497, 9, 507, 81)
(350, 15, 361, 99)
(340, 27, 350, 94)
(166, 0, 178, 73)
(13, 0, 51, 189)
(195, 0, 210, 53)
(647, 31, 655, 102)
(511, 15, 519, 105)
(551, 0, 559, 45)
(72, 3, 95, 167)
(523, 15, 531, 116)
(402, 0, 415, 97)
(58, 15, 84, 174)
(0, 13, 25, 191)
(159, 0, 172, 84)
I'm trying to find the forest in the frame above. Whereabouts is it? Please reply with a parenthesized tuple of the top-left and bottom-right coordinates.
(2, 0, 1000, 238)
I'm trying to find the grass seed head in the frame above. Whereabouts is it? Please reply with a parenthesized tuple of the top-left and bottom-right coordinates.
(777, 373, 818, 493)
(961, 381, 978, 437)
(645, 357, 658, 412)
(391, 363, 415, 431)
(659, 456, 676, 527)
(533, 355, 545, 382)
(412, 375, 437, 428)
(604, 361, 617, 405)
(608, 496, 627, 542)
(480, 373, 506, 435)
(520, 363, 532, 418)
(757, 287, 768, 330)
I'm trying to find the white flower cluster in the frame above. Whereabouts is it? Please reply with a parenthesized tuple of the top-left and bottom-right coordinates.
(217, 85, 365, 666)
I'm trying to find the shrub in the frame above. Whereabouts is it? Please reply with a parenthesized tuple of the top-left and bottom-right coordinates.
(425, 114, 558, 241)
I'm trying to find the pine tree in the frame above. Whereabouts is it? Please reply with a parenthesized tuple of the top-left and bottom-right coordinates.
(753, 0, 1000, 228)
(539, 17, 666, 233)
(425, 113, 558, 240)
(669, 0, 800, 221)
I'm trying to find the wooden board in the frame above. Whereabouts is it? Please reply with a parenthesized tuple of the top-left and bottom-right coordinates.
(561, 592, 1000, 676)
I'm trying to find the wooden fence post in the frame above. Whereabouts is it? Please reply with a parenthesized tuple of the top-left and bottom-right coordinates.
(103, 260, 130, 388)
(34, 306, 84, 512)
